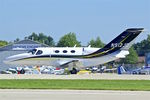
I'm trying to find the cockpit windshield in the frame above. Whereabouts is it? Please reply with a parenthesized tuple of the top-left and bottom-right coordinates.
(36, 50, 43, 55)
(28, 49, 37, 55)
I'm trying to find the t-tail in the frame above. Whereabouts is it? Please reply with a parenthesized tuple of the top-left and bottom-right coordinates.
(83, 28, 144, 58)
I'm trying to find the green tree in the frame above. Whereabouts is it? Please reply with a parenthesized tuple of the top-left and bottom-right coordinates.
(0, 40, 8, 47)
(27, 32, 38, 41)
(57, 32, 81, 47)
(121, 46, 138, 64)
(88, 37, 104, 48)
(45, 36, 55, 46)
(88, 39, 95, 47)
(134, 34, 150, 56)
(26, 32, 55, 46)
(38, 33, 48, 43)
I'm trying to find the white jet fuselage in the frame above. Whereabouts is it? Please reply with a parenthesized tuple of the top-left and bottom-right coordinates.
(4, 47, 129, 67)
(4, 28, 144, 68)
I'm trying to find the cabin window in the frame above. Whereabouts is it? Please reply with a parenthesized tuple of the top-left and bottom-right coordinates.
(28, 49, 37, 55)
(63, 50, 67, 53)
(71, 50, 75, 53)
(55, 50, 60, 53)
(36, 50, 43, 55)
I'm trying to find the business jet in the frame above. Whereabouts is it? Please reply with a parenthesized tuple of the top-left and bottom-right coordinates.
(4, 28, 144, 73)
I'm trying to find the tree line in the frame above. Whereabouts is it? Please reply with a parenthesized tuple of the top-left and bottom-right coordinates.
(0, 32, 150, 64)
(15, 32, 105, 48)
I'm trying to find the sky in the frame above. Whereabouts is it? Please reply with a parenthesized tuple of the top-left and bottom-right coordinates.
(0, 0, 150, 45)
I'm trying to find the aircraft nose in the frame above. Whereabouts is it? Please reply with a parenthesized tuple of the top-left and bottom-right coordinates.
(4, 56, 15, 64)
(3, 55, 18, 64)
(3, 53, 31, 65)
(3, 59, 11, 64)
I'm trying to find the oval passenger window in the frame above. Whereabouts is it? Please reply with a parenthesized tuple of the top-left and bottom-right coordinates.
(71, 50, 75, 53)
(63, 50, 67, 53)
(55, 50, 60, 53)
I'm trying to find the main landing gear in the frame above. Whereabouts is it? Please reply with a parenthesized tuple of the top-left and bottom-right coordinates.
(70, 68, 78, 74)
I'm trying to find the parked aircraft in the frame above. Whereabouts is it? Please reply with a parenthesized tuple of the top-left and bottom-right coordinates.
(117, 65, 150, 75)
(4, 28, 144, 74)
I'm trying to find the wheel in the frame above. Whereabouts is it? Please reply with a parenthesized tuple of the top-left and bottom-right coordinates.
(70, 68, 77, 74)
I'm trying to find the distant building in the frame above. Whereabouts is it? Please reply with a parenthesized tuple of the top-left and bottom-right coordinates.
(0, 39, 48, 71)
(145, 53, 150, 66)
(138, 56, 145, 64)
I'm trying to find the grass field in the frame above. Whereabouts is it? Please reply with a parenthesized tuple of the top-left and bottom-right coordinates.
(0, 79, 150, 91)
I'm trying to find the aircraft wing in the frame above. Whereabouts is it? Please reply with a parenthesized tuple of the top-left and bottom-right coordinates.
(56, 59, 79, 67)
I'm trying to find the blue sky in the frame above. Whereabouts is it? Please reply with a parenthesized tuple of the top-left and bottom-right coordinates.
(0, 0, 150, 45)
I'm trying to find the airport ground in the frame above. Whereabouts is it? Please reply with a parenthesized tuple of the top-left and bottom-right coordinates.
(0, 89, 150, 100)
(0, 73, 150, 80)
(0, 74, 150, 100)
